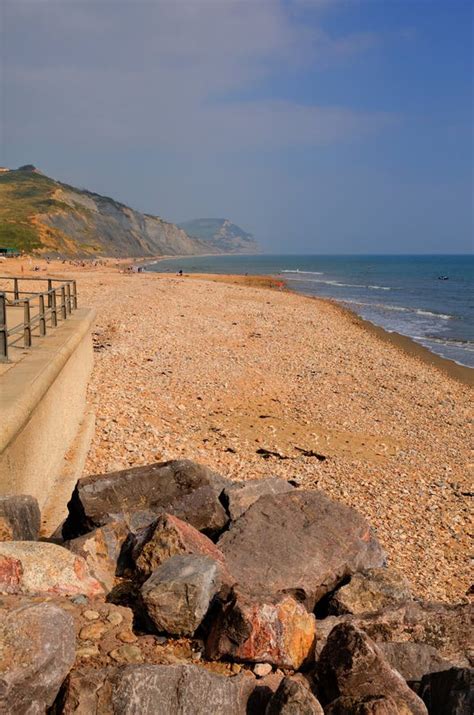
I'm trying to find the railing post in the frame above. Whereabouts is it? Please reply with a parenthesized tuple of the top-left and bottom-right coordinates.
(66, 283, 72, 314)
(39, 294, 46, 336)
(13, 278, 19, 301)
(51, 289, 57, 327)
(61, 286, 67, 319)
(23, 299, 31, 348)
(47, 279, 53, 308)
(0, 292, 8, 362)
(72, 280, 78, 309)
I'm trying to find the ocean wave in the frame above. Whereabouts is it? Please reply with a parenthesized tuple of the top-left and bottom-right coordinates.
(280, 270, 324, 275)
(283, 276, 392, 290)
(342, 299, 454, 320)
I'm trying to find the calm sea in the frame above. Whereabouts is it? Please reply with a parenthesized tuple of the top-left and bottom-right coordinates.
(148, 255, 474, 368)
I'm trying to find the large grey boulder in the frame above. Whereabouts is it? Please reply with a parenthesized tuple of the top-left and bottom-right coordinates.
(317, 624, 427, 714)
(325, 694, 411, 714)
(329, 568, 412, 615)
(419, 668, 474, 715)
(0, 603, 75, 714)
(63, 460, 230, 540)
(314, 601, 473, 666)
(265, 676, 324, 714)
(0, 495, 40, 540)
(59, 664, 256, 714)
(141, 554, 222, 636)
(379, 642, 455, 686)
(223, 477, 294, 521)
(218, 491, 385, 610)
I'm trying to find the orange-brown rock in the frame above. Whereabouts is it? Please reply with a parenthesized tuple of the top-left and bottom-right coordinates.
(206, 589, 316, 669)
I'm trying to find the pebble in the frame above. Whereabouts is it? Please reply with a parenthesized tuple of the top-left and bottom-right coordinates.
(79, 622, 108, 641)
(109, 644, 144, 664)
(254, 663, 273, 677)
(83, 609, 100, 621)
(106, 611, 124, 626)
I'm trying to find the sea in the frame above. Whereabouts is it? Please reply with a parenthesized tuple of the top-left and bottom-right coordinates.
(148, 255, 474, 368)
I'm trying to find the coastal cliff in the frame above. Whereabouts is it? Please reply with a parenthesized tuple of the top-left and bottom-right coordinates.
(0, 166, 218, 258)
(178, 218, 259, 254)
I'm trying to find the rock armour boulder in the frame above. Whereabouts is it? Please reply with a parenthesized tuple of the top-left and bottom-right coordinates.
(265, 676, 324, 714)
(329, 568, 412, 616)
(0, 603, 75, 714)
(62, 460, 229, 540)
(218, 491, 385, 610)
(317, 623, 428, 714)
(0, 495, 40, 541)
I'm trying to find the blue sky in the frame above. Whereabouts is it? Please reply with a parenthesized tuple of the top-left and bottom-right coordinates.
(1, 0, 472, 253)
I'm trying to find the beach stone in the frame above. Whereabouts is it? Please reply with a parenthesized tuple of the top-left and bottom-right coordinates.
(317, 623, 428, 714)
(0, 495, 41, 540)
(223, 477, 294, 521)
(218, 491, 385, 610)
(314, 601, 473, 666)
(0, 602, 75, 714)
(141, 554, 221, 636)
(0, 542, 104, 597)
(329, 568, 412, 615)
(325, 694, 410, 714)
(65, 520, 129, 591)
(419, 667, 473, 715)
(254, 663, 273, 678)
(206, 589, 316, 669)
(131, 512, 230, 580)
(59, 664, 257, 714)
(265, 676, 324, 714)
(379, 642, 454, 685)
(63, 459, 230, 539)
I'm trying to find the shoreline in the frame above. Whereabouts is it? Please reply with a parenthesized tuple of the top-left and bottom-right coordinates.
(184, 272, 474, 388)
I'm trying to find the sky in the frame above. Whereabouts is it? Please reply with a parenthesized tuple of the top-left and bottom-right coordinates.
(1, 0, 472, 254)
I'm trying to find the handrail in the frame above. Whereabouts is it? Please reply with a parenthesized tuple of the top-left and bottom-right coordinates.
(0, 276, 78, 362)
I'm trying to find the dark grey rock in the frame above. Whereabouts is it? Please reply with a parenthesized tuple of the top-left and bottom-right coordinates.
(0, 603, 75, 714)
(419, 667, 474, 715)
(265, 676, 324, 714)
(59, 664, 256, 714)
(218, 490, 385, 610)
(223, 478, 294, 521)
(62, 459, 230, 540)
(0, 495, 40, 540)
(317, 623, 427, 715)
(314, 601, 473, 666)
(329, 568, 412, 615)
(379, 642, 454, 685)
(141, 554, 221, 636)
(325, 694, 407, 714)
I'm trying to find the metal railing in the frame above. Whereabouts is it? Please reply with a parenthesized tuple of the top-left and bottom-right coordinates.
(0, 276, 78, 362)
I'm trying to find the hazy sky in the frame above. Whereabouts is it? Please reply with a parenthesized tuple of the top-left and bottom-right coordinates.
(1, 0, 472, 253)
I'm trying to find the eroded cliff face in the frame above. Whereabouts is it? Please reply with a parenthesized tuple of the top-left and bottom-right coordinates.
(0, 167, 217, 257)
(38, 187, 214, 258)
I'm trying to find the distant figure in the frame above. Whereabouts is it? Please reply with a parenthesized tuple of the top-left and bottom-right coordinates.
(178, 269, 183, 276)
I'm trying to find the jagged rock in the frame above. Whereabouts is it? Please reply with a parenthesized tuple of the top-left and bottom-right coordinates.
(131, 513, 230, 580)
(63, 460, 230, 539)
(141, 554, 222, 636)
(0, 542, 104, 597)
(317, 624, 427, 714)
(65, 521, 129, 592)
(0, 603, 75, 714)
(206, 589, 316, 669)
(379, 642, 454, 686)
(0, 495, 40, 540)
(223, 478, 294, 521)
(265, 676, 324, 714)
(314, 601, 473, 666)
(325, 694, 411, 714)
(329, 568, 412, 615)
(419, 667, 474, 715)
(58, 664, 257, 714)
(218, 491, 385, 610)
